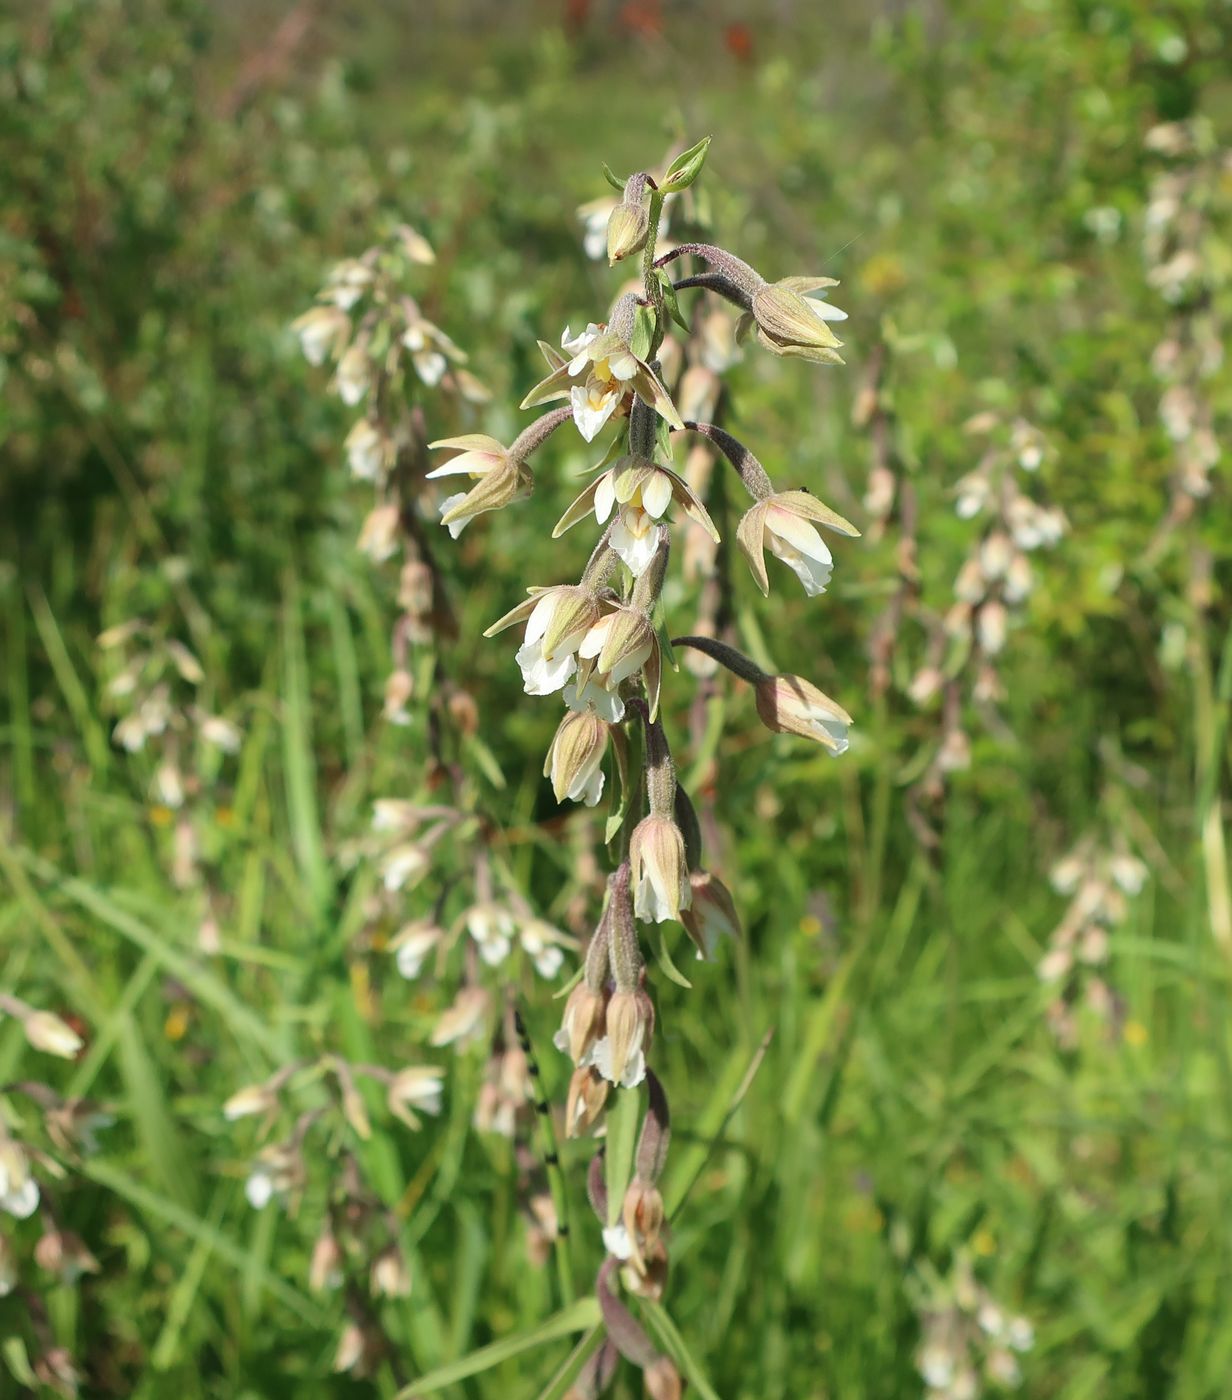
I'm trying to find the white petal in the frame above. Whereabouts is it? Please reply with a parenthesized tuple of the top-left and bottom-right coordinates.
(807, 296, 848, 322)
(577, 616, 613, 660)
(414, 350, 447, 386)
(594, 471, 617, 524)
(602, 1224, 635, 1259)
(611, 515, 661, 578)
(570, 384, 619, 442)
(578, 767, 606, 807)
(516, 641, 577, 695)
(641, 470, 674, 518)
(524, 593, 559, 645)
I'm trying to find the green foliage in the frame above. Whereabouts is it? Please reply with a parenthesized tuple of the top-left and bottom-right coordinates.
(1, 1, 1230, 1397)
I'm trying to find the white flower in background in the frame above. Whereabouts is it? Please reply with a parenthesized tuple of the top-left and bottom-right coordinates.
(292, 305, 349, 365)
(222, 1082, 277, 1121)
(322, 258, 373, 310)
(403, 313, 465, 387)
(379, 843, 429, 892)
(390, 921, 442, 979)
(430, 986, 489, 1049)
(20, 1011, 83, 1060)
(387, 1065, 445, 1128)
(243, 1145, 300, 1211)
(357, 504, 401, 562)
(466, 904, 515, 966)
(344, 418, 388, 481)
(333, 344, 369, 406)
(519, 919, 567, 978)
(371, 798, 418, 834)
(955, 470, 990, 519)
(0, 1141, 39, 1220)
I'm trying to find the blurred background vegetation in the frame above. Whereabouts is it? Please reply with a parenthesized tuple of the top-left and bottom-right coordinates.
(2, 0, 1231, 1396)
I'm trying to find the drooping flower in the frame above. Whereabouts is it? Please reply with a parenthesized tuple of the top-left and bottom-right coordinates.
(386, 1065, 445, 1128)
(543, 708, 610, 806)
(555, 455, 718, 576)
(754, 674, 852, 754)
(344, 418, 389, 481)
(465, 903, 516, 966)
(485, 586, 602, 697)
(736, 490, 859, 597)
(519, 918, 569, 979)
(390, 920, 443, 979)
(629, 814, 691, 924)
(402, 309, 466, 386)
(748, 276, 847, 363)
(427, 434, 532, 537)
(521, 324, 683, 443)
(0, 1140, 39, 1219)
(591, 989, 653, 1088)
(553, 982, 609, 1066)
(567, 606, 661, 722)
(291, 305, 349, 365)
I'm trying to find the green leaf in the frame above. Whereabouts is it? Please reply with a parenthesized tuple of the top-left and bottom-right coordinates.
(2, 1338, 37, 1388)
(654, 412, 674, 465)
(534, 1326, 606, 1400)
(600, 161, 624, 192)
(650, 923, 693, 989)
(393, 1297, 601, 1396)
(656, 268, 690, 333)
(604, 725, 632, 845)
(604, 1085, 641, 1228)
(630, 304, 656, 362)
(660, 136, 711, 193)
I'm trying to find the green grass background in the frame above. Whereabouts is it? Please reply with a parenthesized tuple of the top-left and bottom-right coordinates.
(2, 0, 1231, 1395)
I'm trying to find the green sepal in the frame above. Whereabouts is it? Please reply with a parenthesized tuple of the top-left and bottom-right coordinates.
(630, 304, 656, 362)
(660, 136, 711, 193)
(601, 162, 625, 192)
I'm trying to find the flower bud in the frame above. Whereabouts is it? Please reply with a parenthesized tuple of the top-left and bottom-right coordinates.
(309, 1228, 344, 1292)
(223, 1081, 278, 1121)
(370, 1243, 412, 1298)
(643, 1353, 682, 1399)
(553, 982, 609, 1066)
(629, 814, 691, 924)
(755, 674, 852, 755)
(607, 200, 650, 265)
(21, 1011, 84, 1060)
(594, 988, 653, 1088)
(544, 709, 610, 806)
(565, 1066, 610, 1138)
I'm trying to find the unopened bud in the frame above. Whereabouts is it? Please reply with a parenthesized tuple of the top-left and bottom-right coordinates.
(370, 1242, 412, 1298)
(629, 814, 691, 924)
(309, 1228, 344, 1292)
(621, 1178, 665, 1272)
(21, 1011, 84, 1060)
(607, 201, 650, 265)
(554, 983, 609, 1066)
(595, 989, 653, 1088)
(565, 1066, 610, 1137)
(544, 709, 610, 806)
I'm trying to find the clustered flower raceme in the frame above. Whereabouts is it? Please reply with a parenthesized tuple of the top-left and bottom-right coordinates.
(1142, 119, 1228, 517)
(909, 1253, 1035, 1400)
(97, 619, 242, 930)
(0, 1004, 111, 1392)
(1038, 834, 1148, 1048)
(430, 140, 864, 1389)
(224, 1053, 439, 1374)
(897, 411, 1065, 817)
